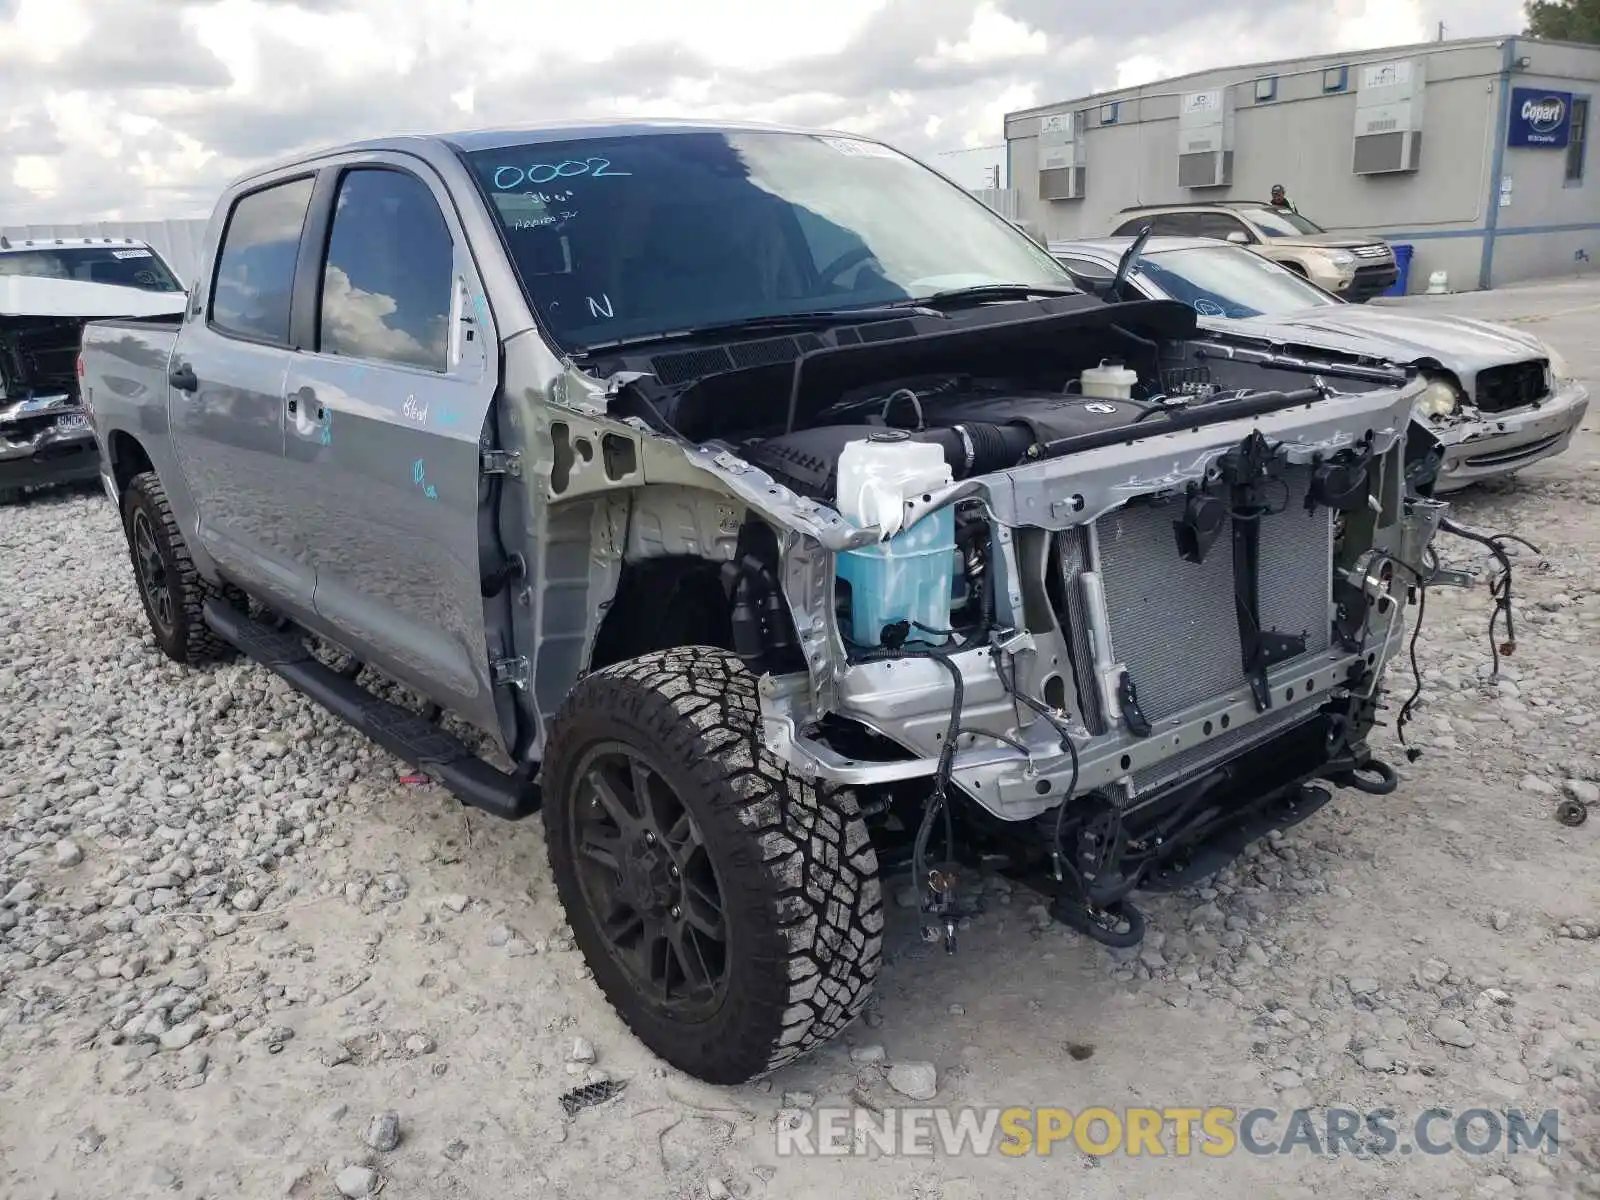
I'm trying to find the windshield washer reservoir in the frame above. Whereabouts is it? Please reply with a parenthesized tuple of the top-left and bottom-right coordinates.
(835, 432, 955, 647)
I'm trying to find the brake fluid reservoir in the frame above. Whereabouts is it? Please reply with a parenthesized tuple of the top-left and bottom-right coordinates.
(1080, 359, 1139, 399)
(835, 431, 955, 647)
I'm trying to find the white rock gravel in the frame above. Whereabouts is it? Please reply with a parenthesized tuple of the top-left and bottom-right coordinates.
(334, 1164, 379, 1197)
(2, 286, 1600, 1199)
(886, 1060, 938, 1100)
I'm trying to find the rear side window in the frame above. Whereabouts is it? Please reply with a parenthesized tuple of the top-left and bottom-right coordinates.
(1152, 212, 1199, 236)
(1192, 213, 1252, 241)
(318, 168, 454, 371)
(1112, 216, 1151, 236)
(210, 177, 315, 344)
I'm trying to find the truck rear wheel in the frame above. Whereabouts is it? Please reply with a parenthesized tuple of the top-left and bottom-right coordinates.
(121, 471, 231, 665)
(541, 648, 882, 1083)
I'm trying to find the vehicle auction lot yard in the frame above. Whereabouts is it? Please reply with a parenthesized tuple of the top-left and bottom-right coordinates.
(2, 278, 1599, 1200)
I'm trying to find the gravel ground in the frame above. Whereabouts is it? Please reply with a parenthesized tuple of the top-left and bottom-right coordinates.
(2, 279, 1599, 1200)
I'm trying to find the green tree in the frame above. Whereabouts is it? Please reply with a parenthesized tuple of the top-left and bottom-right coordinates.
(1526, 0, 1600, 42)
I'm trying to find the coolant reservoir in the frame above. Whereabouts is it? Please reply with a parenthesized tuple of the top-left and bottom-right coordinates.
(835, 431, 956, 647)
(1080, 359, 1139, 399)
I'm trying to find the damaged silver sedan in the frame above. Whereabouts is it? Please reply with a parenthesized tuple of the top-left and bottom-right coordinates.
(1051, 236, 1589, 491)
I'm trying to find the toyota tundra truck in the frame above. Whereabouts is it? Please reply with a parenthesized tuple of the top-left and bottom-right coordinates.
(79, 120, 1493, 1084)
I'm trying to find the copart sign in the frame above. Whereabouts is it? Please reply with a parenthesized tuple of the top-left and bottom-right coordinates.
(1508, 87, 1573, 148)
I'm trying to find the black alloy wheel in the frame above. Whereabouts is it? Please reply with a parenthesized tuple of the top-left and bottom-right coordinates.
(120, 471, 231, 663)
(569, 742, 729, 1014)
(131, 507, 175, 637)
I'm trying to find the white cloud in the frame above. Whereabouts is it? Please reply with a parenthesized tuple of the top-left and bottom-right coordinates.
(320, 264, 443, 368)
(1115, 54, 1170, 91)
(11, 0, 93, 61)
(925, 2, 1047, 66)
(1334, 0, 1432, 47)
(456, 0, 892, 73)
(12, 155, 58, 195)
(974, 82, 1039, 145)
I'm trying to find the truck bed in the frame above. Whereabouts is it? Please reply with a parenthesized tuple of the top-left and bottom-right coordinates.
(80, 316, 181, 413)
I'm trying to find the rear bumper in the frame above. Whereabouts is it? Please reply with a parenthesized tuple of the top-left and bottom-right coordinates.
(1432, 381, 1590, 491)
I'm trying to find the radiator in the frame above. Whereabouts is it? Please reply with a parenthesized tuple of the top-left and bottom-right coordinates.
(1056, 465, 1334, 757)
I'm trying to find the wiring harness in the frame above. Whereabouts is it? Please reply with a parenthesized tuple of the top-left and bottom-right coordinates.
(1394, 517, 1540, 760)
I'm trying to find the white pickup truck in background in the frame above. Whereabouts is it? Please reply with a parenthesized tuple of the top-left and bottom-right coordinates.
(0, 236, 187, 504)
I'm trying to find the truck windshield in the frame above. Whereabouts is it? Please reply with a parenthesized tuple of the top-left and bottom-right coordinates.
(464, 130, 1074, 351)
(0, 247, 183, 292)
(1135, 245, 1340, 319)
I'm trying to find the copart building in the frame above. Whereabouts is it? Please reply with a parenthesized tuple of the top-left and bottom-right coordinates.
(1002, 35, 1599, 292)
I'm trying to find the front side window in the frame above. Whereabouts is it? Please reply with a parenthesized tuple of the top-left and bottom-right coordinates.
(211, 176, 315, 344)
(0, 247, 182, 292)
(464, 131, 1073, 351)
(318, 168, 453, 371)
(1133, 245, 1339, 318)
(1247, 208, 1328, 237)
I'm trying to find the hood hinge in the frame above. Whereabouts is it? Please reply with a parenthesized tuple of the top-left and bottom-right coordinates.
(481, 448, 522, 478)
(490, 655, 532, 689)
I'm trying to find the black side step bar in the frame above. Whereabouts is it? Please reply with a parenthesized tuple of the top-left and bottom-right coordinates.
(202, 599, 539, 820)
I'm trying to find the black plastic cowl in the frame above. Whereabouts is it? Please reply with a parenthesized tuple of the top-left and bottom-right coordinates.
(742, 421, 1034, 500)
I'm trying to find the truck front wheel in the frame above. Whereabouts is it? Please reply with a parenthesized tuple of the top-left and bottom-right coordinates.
(541, 648, 883, 1084)
(121, 471, 231, 665)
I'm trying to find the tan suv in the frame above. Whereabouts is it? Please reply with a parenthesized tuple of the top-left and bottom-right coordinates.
(1110, 202, 1397, 303)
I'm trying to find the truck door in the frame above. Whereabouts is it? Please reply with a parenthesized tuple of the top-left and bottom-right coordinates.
(169, 173, 318, 617)
(279, 156, 505, 739)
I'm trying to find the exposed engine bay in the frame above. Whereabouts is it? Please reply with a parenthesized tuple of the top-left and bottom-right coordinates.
(598, 295, 1524, 952)
(743, 379, 1149, 500)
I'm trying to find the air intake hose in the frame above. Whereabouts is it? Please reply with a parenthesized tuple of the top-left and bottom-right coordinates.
(913, 422, 1035, 479)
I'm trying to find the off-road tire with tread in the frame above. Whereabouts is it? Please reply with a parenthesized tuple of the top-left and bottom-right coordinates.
(541, 647, 883, 1083)
(121, 471, 234, 665)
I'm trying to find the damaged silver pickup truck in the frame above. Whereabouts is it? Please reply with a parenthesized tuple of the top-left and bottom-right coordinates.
(79, 121, 1517, 1084)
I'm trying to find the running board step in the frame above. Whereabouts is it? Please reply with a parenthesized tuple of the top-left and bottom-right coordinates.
(202, 599, 539, 820)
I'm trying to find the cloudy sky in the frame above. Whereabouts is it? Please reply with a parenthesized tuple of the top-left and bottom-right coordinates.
(2, 0, 1524, 222)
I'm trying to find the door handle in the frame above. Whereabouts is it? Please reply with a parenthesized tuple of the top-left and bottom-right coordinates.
(168, 363, 198, 392)
(288, 388, 324, 421)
